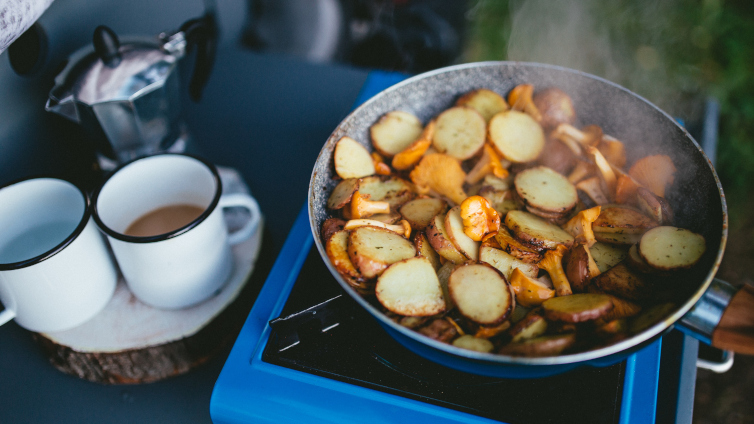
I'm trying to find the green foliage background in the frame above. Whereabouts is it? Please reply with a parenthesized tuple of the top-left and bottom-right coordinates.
(463, 0, 754, 224)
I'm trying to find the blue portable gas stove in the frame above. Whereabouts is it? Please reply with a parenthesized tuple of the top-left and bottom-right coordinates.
(209, 73, 702, 424)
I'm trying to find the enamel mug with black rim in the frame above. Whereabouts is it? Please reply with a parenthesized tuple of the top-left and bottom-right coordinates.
(0, 178, 118, 332)
(93, 154, 260, 310)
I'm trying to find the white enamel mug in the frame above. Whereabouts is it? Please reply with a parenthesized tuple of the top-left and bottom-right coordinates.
(0, 178, 118, 332)
(93, 154, 260, 309)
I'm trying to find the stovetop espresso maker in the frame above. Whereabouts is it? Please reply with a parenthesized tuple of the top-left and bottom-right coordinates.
(45, 15, 216, 168)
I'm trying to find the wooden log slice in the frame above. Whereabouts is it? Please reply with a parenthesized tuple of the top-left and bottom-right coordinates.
(32, 168, 263, 384)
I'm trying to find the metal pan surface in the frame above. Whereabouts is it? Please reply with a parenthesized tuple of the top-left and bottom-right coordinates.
(308, 62, 727, 377)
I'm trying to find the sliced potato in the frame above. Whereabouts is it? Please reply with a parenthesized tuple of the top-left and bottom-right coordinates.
(594, 231, 642, 245)
(456, 88, 509, 122)
(542, 293, 614, 323)
(370, 110, 424, 157)
(375, 257, 445, 316)
(413, 231, 442, 271)
(533, 87, 576, 130)
(358, 175, 415, 207)
(505, 210, 574, 250)
(638, 226, 706, 271)
(368, 212, 402, 224)
(601, 295, 642, 322)
(449, 264, 513, 325)
(565, 243, 601, 292)
(327, 178, 360, 209)
(590, 242, 628, 273)
(591, 262, 650, 301)
(509, 309, 548, 343)
(347, 226, 416, 279)
(436, 261, 457, 310)
(630, 302, 676, 334)
(432, 106, 487, 160)
(452, 335, 495, 353)
(426, 214, 467, 263)
(334, 136, 376, 179)
(636, 187, 674, 225)
(400, 198, 447, 230)
(498, 334, 576, 357)
(626, 243, 655, 273)
(417, 318, 459, 342)
(479, 245, 539, 280)
(515, 166, 578, 213)
(326, 230, 364, 281)
(488, 110, 546, 163)
(445, 206, 481, 261)
(494, 229, 544, 263)
(593, 206, 658, 234)
(321, 217, 346, 242)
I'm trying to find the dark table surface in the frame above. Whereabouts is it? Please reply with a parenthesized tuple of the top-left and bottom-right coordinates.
(0, 46, 369, 424)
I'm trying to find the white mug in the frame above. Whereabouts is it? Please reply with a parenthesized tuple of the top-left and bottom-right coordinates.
(0, 178, 118, 332)
(93, 154, 260, 309)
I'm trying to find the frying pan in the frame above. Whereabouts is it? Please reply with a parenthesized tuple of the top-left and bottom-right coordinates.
(308, 62, 753, 378)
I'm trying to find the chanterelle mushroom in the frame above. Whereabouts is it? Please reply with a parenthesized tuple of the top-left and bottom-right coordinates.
(563, 206, 601, 247)
(410, 153, 467, 205)
(538, 245, 572, 296)
(466, 144, 509, 184)
(508, 84, 542, 123)
(350, 191, 391, 219)
(460, 195, 501, 241)
(509, 268, 556, 307)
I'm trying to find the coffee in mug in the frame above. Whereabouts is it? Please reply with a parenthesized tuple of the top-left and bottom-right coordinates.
(93, 154, 260, 309)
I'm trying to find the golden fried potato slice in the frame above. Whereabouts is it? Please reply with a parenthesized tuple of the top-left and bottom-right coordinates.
(498, 334, 576, 357)
(591, 262, 650, 301)
(367, 211, 402, 224)
(426, 214, 468, 264)
(515, 166, 578, 213)
(334, 136, 376, 179)
(370, 110, 424, 157)
(449, 264, 513, 326)
(375, 257, 445, 316)
(542, 293, 614, 323)
(445, 206, 481, 261)
(400, 197, 447, 230)
(479, 245, 539, 280)
(432, 106, 487, 160)
(589, 242, 628, 273)
(593, 206, 658, 234)
(630, 303, 676, 334)
(358, 175, 415, 208)
(327, 230, 363, 281)
(452, 335, 495, 353)
(347, 226, 416, 279)
(488, 110, 545, 163)
(626, 243, 656, 273)
(509, 308, 548, 343)
(413, 231, 442, 271)
(505, 210, 574, 250)
(594, 231, 642, 245)
(636, 187, 674, 225)
(494, 228, 544, 263)
(327, 178, 360, 210)
(639, 226, 706, 270)
(436, 261, 457, 311)
(456, 88, 509, 122)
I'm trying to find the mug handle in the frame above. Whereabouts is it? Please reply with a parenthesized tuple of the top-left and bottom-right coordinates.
(0, 308, 15, 327)
(218, 193, 261, 245)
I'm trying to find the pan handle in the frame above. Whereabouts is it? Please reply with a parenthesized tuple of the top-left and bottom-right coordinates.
(678, 279, 754, 355)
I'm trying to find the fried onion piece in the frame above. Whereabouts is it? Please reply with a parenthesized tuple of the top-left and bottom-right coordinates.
(628, 154, 676, 198)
